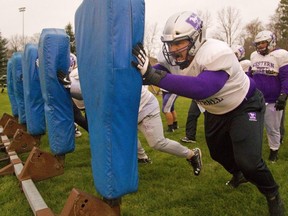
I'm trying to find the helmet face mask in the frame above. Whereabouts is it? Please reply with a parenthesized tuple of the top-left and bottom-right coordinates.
(255, 41, 269, 55)
(162, 37, 194, 69)
(254, 30, 276, 55)
(161, 11, 205, 69)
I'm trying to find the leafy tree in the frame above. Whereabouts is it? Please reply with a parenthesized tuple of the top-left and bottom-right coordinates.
(267, 13, 281, 41)
(273, 0, 288, 49)
(65, 23, 76, 54)
(0, 33, 8, 77)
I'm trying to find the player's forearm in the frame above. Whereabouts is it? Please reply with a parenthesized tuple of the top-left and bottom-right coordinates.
(158, 70, 228, 100)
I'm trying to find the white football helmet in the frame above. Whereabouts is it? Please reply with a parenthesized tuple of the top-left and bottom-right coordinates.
(231, 45, 245, 61)
(254, 30, 276, 55)
(69, 53, 77, 72)
(161, 11, 206, 69)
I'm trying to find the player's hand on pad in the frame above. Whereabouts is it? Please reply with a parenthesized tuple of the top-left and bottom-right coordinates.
(57, 70, 71, 89)
(132, 43, 167, 85)
(132, 43, 151, 76)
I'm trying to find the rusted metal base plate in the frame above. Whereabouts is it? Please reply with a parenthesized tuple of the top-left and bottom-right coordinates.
(0, 113, 17, 127)
(18, 147, 64, 182)
(8, 129, 40, 154)
(60, 188, 118, 216)
(3, 119, 26, 138)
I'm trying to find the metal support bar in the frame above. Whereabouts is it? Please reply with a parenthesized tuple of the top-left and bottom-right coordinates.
(1, 134, 54, 215)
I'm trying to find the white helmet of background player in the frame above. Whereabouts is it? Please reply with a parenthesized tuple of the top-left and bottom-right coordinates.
(161, 11, 206, 69)
(231, 45, 245, 61)
(254, 30, 276, 55)
(69, 53, 77, 72)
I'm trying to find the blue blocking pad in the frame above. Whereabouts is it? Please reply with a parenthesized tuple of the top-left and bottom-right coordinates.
(12, 52, 26, 124)
(7, 58, 18, 117)
(38, 28, 75, 155)
(22, 43, 46, 135)
(75, 0, 145, 198)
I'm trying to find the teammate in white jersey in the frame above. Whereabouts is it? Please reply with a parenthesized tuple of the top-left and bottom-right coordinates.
(132, 11, 284, 216)
(58, 54, 88, 133)
(249, 30, 288, 163)
(58, 70, 203, 175)
(231, 44, 251, 73)
(138, 86, 202, 175)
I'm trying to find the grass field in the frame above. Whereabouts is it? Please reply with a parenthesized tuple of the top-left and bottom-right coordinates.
(0, 90, 287, 216)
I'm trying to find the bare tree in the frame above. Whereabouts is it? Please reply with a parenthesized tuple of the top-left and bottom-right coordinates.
(244, 18, 264, 39)
(242, 18, 264, 58)
(196, 10, 213, 38)
(8, 34, 40, 52)
(212, 6, 242, 46)
(144, 22, 161, 58)
(8, 34, 23, 52)
(197, 10, 212, 29)
(29, 33, 41, 45)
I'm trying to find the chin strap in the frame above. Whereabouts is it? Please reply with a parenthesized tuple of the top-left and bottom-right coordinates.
(176, 60, 191, 70)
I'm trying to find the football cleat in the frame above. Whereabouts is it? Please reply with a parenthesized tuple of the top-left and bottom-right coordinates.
(266, 193, 285, 216)
(187, 148, 202, 176)
(268, 149, 278, 163)
(181, 137, 196, 143)
(226, 172, 248, 188)
(138, 158, 152, 164)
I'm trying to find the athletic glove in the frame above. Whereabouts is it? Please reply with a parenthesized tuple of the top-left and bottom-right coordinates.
(57, 70, 71, 89)
(275, 93, 287, 111)
(132, 43, 167, 85)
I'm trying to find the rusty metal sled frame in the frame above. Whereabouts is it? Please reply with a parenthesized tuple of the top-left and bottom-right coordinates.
(0, 133, 54, 215)
(0, 131, 120, 215)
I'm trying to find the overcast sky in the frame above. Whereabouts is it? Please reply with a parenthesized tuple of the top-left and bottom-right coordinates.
(0, 0, 280, 39)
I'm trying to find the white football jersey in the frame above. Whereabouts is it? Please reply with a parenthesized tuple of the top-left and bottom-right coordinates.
(250, 49, 288, 76)
(158, 39, 250, 114)
(69, 68, 83, 101)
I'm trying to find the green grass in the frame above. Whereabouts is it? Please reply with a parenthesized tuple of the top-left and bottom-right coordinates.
(0, 90, 287, 216)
